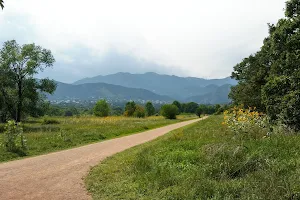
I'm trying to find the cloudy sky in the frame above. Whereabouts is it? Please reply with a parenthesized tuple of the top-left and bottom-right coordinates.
(0, 0, 286, 83)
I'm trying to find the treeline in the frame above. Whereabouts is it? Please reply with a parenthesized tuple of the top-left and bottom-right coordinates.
(230, 0, 300, 131)
(171, 101, 229, 116)
(43, 100, 229, 120)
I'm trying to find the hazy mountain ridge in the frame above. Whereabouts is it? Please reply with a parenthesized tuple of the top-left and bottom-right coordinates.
(48, 72, 236, 104)
(48, 81, 172, 102)
(73, 72, 237, 100)
(186, 84, 232, 104)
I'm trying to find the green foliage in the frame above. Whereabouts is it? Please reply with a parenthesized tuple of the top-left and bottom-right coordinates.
(196, 106, 204, 117)
(196, 104, 218, 117)
(172, 101, 182, 114)
(93, 100, 110, 117)
(42, 118, 60, 125)
(0, 40, 56, 122)
(184, 102, 198, 113)
(63, 107, 79, 117)
(124, 101, 136, 117)
(160, 104, 178, 119)
(86, 116, 300, 200)
(111, 107, 123, 116)
(64, 110, 73, 117)
(230, 0, 300, 130)
(46, 105, 64, 116)
(145, 102, 155, 116)
(3, 120, 27, 154)
(223, 107, 268, 140)
(133, 105, 146, 118)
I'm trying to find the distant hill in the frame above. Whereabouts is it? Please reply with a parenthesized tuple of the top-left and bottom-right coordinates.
(48, 81, 172, 102)
(185, 84, 232, 104)
(73, 72, 237, 100)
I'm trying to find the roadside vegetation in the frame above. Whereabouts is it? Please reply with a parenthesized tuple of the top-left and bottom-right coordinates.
(0, 115, 197, 162)
(86, 115, 300, 200)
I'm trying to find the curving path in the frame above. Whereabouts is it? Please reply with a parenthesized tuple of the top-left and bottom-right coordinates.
(0, 117, 206, 200)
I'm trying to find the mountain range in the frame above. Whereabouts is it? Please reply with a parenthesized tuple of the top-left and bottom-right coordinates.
(48, 72, 237, 104)
(48, 81, 172, 102)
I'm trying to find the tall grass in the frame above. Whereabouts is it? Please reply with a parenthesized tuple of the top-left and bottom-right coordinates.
(86, 115, 300, 200)
(0, 115, 196, 162)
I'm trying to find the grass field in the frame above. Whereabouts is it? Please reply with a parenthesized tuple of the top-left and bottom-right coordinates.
(0, 115, 197, 162)
(86, 115, 300, 200)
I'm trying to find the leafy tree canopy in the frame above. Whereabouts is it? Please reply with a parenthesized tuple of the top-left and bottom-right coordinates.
(230, 0, 300, 130)
(160, 104, 178, 120)
(145, 101, 155, 116)
(94, 100, 110, 117)
(124, 101, 136, 117)
(0, 40, 56, 122)
(133, 105, 146, 118)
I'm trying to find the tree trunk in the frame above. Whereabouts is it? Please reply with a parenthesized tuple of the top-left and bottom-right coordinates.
(16, 80, 22, 122)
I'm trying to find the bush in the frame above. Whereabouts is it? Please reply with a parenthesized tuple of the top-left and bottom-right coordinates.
(3, 120, 27, 153)
(64, 110, 73, 117)
(42, 118, 60, 125)
(160, 104, 178, 119)
(94, 100, 110, 117)
(223, 106, 268, 139)
(134, 105, 146, 118)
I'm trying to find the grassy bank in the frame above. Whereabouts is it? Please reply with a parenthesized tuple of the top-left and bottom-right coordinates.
(0, 115, 196, 162)
(86, 115, 300, 200)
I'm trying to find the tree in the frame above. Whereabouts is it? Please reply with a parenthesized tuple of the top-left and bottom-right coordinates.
(93, 100, 110, 117)
(0, 40, 56, 122)
(0, 0, 4, 10)
(124, 101, 136, 117)
(185, 102, 199, 113)
(196, 107, 203, 118)
(145, 101, 155, 116)
(160, 104, 178, 119)
(46, 105, 64, 116)
(111, 107, 123, 116)
(133, 105, 146, 118)
(172, 100, 182, 114)
(215, 104, 221, 113)
(230, 0, 300, 130)
(230, 41, 271, 111)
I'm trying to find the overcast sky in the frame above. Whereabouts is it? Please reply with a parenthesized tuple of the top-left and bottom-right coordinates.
(0, 0, 286, 83)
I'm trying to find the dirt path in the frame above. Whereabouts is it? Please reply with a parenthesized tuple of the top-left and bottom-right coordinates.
(0, 117, 206, 200)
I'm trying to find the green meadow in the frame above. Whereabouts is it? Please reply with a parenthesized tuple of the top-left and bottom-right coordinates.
(0, 115, 197, 162)
(86, 115, 300, 200)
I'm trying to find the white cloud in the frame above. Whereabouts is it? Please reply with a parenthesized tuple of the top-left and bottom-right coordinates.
(0, 0, 286, 82)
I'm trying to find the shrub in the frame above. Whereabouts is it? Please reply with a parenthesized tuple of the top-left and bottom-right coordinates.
(3, 120, 27, 153)
(223, 106, 268, 139)
(94, 100, 110, 117)
(134, 105, 146, 118)
(42, 118, 60, 125)
(64, 110, 73, 117)
(160, 104, 178, 119)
